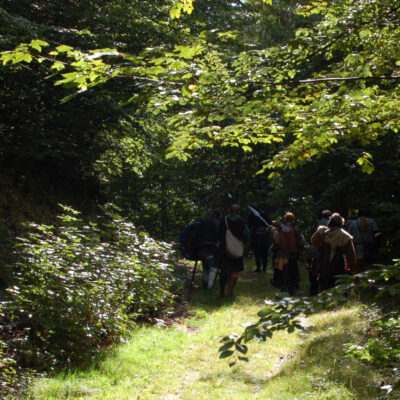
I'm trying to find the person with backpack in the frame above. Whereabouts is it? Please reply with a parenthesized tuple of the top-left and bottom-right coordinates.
(247, 204, 273, 272)
(307, 210, 332, 295)
(272, 212, 305, 295)
(348, 208, 381, 273)
(311, 213, 356, 290)
(219, 204, 250, 297)
(194, 209, 221, 289)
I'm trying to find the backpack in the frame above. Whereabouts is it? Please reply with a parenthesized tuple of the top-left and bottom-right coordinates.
(225, 217, 244, 259)
(179, 222, 200, 260)
(278, 225, 304, 258)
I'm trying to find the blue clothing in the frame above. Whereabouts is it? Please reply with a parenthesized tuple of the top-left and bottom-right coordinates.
(349, 217, 379, 261)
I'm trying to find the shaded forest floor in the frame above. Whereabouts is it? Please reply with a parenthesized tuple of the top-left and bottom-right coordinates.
(28, 262, 388, 400)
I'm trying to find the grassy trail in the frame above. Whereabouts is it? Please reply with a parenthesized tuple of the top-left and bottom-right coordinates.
(30, 263, 384, 399)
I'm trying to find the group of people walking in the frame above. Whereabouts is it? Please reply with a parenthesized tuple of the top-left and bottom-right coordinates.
(190, 204, 381, 297)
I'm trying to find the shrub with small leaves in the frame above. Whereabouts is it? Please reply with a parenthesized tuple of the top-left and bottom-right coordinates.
(0, 304, 20, 399)
(2, 205, 184, 372)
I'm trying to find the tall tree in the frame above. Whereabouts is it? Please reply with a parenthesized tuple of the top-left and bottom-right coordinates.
(2, 0, 399, 249)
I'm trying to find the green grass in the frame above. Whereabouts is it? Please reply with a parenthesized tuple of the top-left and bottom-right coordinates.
(28, 262, 385, 400)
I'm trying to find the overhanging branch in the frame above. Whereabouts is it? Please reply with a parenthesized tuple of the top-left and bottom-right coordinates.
(299, 75, 400, 84)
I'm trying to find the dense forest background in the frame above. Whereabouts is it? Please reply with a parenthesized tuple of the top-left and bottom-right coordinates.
(2, 0, 399, 247)
(1, 0, 400, 397)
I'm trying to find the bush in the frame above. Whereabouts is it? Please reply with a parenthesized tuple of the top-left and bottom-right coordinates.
(2, 205, 184, 372)
(0, 305, 17, 398)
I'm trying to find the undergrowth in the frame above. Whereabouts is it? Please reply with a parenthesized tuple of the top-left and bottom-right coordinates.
(0, 204, 186, 398)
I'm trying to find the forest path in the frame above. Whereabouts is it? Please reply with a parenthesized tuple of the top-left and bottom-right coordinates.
(30, 263, 383, 400)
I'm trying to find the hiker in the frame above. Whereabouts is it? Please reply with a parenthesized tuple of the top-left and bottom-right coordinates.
(194, 209, 221, 289)
(348, 208, 381, 274)
(247, 204, 272, 272)
(219, 204, 250, 297)
(307, 210, 332, 295)
(272, 212, 305, 295)
(311, 210, 332, 235)
(270, 221, 282, 288)
(311, 212, 356, 290)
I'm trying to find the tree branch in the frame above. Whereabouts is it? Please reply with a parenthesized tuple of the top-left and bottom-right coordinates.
(299, 76, 400, 84)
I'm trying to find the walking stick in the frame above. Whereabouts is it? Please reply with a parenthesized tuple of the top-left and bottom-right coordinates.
(190, 260, 198, 288)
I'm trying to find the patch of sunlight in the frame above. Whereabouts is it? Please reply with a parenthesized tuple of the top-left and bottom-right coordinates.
(29, 266, 384, 400)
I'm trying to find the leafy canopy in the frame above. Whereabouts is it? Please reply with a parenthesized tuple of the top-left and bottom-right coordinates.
(2, 0, 399, 176)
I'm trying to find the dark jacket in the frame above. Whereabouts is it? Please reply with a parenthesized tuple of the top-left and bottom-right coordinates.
(247, 211, 272, 257)
(196, 217, 219, 245)
(195, 216, 220, 259)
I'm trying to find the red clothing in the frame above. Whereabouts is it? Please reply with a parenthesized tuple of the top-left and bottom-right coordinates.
(278, 229, 298, 255)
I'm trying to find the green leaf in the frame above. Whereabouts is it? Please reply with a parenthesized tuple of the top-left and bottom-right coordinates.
(357, 153, 374, 174)
(170, 5, 181, 19)
(219, 342, 234, 352)
(29, 39, 49, 52)
(359, 30, 371, 39)
(56, 45, 73, 53)
(235, 344, 248, 354)
(0, 53, 13, 65)
(346, 54, 364, 64)
(12, 53, 32, 64)
(51, 62, 65, 71)
(229, 361, 237, 367)
(182, 84, 192, 97)
(174, 45, 204, 59)
(219, 350, 234, 359)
